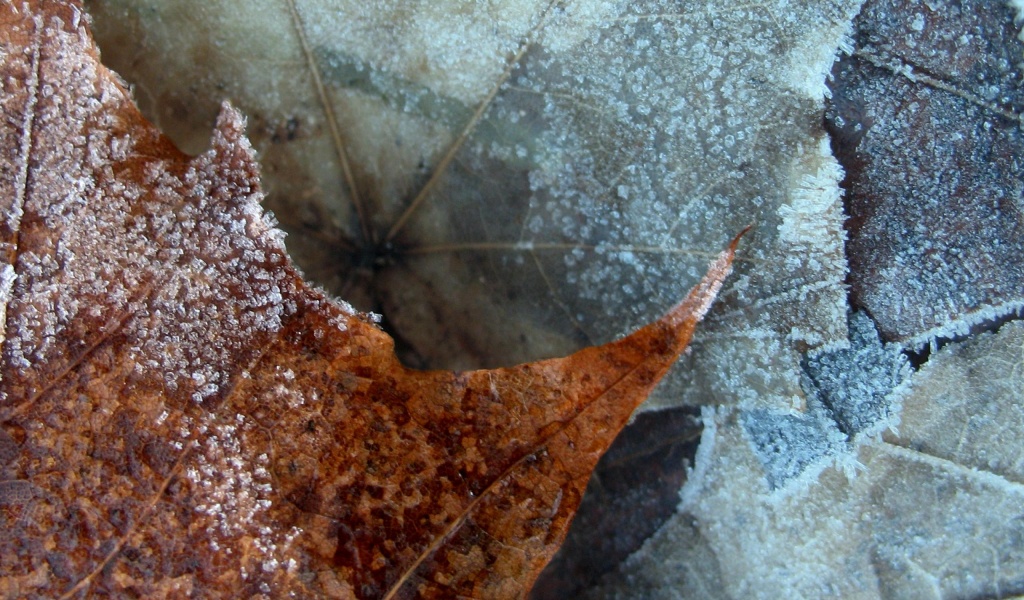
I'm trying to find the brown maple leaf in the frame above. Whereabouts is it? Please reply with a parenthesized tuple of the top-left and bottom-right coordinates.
(0, 2, 742, 598)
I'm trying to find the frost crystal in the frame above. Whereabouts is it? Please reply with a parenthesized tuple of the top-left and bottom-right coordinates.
(802, 311, 911, 439)
(0, 3, 328, 594)
(740, 312, 910, 489)
(740, 407, 844, 490)
(1010, 0, 1024, 42)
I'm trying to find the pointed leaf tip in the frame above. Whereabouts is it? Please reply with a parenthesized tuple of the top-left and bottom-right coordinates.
(358, 230, 749, 599)
(663, 225, 749, 330)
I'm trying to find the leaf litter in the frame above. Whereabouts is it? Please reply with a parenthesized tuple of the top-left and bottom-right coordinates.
(9, 0, 1024, 597)
(0, 2, 746, 596)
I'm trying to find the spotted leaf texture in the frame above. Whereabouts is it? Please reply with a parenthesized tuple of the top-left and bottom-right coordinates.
(0, 2, 741, 598)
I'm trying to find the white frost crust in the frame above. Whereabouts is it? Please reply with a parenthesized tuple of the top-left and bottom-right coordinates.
(776, 138, 846, 256)
(677, 405, 719, 512)
(0, 7, 316, 593)
(298, 0, 549, 105)
(776, 136, 848, 348)
(781, 1, 864, 99)
(904, 300, 1024, 350)
(602, 323, 1024, 600)
(0, 263, 16, 379)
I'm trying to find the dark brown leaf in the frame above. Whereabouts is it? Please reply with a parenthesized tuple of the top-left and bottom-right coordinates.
(531, 407, 702, 599)
(828, 0, 1024, 345)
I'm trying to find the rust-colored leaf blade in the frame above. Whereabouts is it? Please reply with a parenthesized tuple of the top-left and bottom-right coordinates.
(382, 232, 745, 599)
(220, 230, 741, 600)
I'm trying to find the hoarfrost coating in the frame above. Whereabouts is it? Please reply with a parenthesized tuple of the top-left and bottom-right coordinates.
(88, 1, 855, 416)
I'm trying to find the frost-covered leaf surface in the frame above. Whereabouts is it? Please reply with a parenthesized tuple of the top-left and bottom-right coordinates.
(63, 0, 1024, 597)
(743, 310, 909, 482)
(76, 0, 882, 592)
(589, 321, 1024, 599)
(84, 2, 865, 591)
(890, 320, 1024, 492)
(85, 0, 856, 411)
(738, 311, 910, 489)
(828, 0, 1024, 345)
(577, 3, 1024, 597)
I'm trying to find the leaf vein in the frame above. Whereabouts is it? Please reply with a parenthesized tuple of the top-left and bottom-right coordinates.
(880, 440, 1024, 491)
(385, 0, 562, 244)
(285, 0, 370, 246)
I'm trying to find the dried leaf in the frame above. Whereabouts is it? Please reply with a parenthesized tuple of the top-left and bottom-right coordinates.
(531, 407, 702, 598)
(0, 2, 741, 597)
(582, 3, 1024, 597)
(81, 0, 863, 593)
(828, 0, 1024, 345)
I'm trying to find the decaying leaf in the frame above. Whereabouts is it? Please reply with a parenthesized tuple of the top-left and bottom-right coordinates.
(828, 0, 1024, 345)
(76, 2, 866, 591)
(531, 407, 702, 598)
(0, 2, 742, 598)
(577, 3, 1024, 598)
